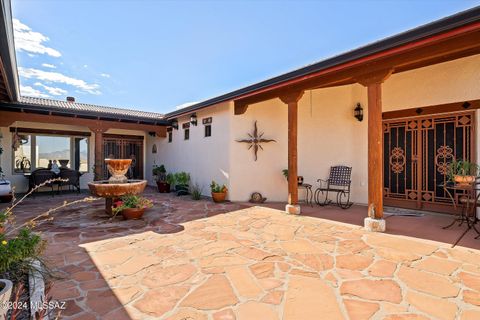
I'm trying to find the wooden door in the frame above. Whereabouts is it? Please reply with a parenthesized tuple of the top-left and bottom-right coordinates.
(103, 134, 144, 180)
(383, 111, 475, 213)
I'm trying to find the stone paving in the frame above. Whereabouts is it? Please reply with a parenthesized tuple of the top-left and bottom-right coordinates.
(8, 189, 480, 319)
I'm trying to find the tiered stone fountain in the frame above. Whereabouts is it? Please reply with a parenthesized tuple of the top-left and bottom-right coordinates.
(88, 159, 147, 215)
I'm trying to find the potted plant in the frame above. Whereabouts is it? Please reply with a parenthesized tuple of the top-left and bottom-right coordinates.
(174, 172, 190, 196)
(112, 194, 153, 220)
(210, 180, 228, 203)
(166, 173, 175, 192)
(282, 169, 304, 185)
(447, 159, 479, 186)
(153, 165, 170, 193)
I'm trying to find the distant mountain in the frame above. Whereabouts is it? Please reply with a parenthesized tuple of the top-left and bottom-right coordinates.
(38, 149, 87, 160)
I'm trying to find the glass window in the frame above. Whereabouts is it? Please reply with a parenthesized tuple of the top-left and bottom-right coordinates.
(184, 129, 189, 140)
(205, 125, 211, 137)
(13, 134, 32, 173)
(74, 137, 89, 172)
(36, 136, 71, 169)
(12, 133, 90, 174)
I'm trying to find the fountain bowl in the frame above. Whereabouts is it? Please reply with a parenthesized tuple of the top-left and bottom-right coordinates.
(106, 158, 132, 183)
(88, 179, 147, 198)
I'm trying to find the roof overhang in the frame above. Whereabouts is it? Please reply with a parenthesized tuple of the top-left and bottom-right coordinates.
(0, 101, 170, 126)
(165, 5, 480, 118)
(0, 0, 19, 101)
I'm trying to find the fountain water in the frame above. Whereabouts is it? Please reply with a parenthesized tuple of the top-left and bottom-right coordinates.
(88, 159, 147, 215)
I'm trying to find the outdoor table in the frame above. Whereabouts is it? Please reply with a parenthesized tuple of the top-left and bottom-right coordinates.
(298, 183, 313, 206)
(440, 182, 480, 247)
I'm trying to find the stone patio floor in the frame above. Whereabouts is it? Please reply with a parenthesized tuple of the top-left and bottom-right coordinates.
(7, 189, 480, 319)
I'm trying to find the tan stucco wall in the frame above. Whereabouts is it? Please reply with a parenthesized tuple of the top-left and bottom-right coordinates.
(150, 102, 232, 196)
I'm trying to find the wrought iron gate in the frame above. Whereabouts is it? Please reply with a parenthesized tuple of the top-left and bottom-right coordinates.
(103, 135, 144, 180)
(383, 111, 475, 213)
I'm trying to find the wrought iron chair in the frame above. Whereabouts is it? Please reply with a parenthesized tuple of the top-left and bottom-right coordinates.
(314, 166, 353, 209)
(58, 168, 81, 193)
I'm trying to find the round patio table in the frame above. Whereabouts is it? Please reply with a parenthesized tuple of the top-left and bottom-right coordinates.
(440, 182, 480, 247)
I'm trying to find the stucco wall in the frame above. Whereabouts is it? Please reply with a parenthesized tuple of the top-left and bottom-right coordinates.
(150, 102, 231, 196)
(383, 54, 480, 111)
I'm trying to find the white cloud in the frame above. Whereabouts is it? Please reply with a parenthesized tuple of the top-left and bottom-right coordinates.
(20, 85, 50, 98)
(100, 73, 111, 78)
(175, 101, 199, 110)
(41, 63, 56, 69)
(34, 82, 67, 96)
(13, 19, 61, 57)
(19, 67, 101, 95)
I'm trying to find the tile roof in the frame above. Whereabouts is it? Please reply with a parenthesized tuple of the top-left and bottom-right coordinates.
(17, 96, 165, 121)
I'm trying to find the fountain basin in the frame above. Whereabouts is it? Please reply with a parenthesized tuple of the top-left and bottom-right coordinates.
(88, 179, 147, 198)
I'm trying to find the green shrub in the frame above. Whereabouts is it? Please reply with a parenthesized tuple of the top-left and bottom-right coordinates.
(0, 228, 45, 274)
(175, 172, 190, 185)
(190, 183, 203, 200)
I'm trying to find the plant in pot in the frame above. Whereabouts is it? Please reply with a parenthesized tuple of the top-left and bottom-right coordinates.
(210, 180, 228, 203)
(153, 165, 170, 193)
(282, 169, 304, 185)
(174, 172, 190, 196)
(447, 159, 479, 186)
(112, 194, 153, 220)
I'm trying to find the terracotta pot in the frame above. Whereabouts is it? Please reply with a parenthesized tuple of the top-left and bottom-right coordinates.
(156, 181, 170, 193)
(0, 279, 12, 320)
(454, 175, 476, 186)
(212, 192, 227, 203)
(0, 225, 4, 234)
(122, 208, 145, 220)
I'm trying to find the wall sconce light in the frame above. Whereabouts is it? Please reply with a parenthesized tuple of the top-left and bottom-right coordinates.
(354, 103, 363, 122)
(171, 119, 179, 130)
(190, 113, 198, 126)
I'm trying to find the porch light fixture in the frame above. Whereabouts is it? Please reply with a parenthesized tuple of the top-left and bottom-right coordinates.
(171, 119, 179, 130)
(354, 103, 363, 122)
(190, 113, 198, 126)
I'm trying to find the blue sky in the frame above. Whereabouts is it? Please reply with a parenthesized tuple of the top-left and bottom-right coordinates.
(12, 0, 480, 114)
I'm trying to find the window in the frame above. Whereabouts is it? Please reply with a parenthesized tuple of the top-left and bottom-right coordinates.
(205, 125, 211, 137)
(13, 134, 32, 173)
(12, 133, 90, 174)
(36, 135, 71, 169)
(184, 128, 190, 140)
(168, 131, 172, 143)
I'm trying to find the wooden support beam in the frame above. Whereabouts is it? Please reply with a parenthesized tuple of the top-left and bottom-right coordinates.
(89, 126, 107, 181)
(279, 91, 304, 206)
(357, 70, 391, 220)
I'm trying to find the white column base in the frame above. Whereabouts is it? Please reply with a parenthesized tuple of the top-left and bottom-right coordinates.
(364, 217, 386, 232)
(286, 204, 301, 215)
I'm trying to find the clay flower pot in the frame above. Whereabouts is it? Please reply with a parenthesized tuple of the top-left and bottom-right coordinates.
(122, 208, 145, 220)
(211, 192, 227, 203)
(454, 175, 476, 186)
(0, 279, 13, 319)
(156, 181, 170, 193)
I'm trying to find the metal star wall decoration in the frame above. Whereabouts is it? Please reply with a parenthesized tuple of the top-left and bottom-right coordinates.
(236, 121, 276, 161)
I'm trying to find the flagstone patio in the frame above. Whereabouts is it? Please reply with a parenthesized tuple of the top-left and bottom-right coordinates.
(8, 190, 480, 319)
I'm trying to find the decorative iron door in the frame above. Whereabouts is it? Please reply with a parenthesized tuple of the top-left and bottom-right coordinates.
(103, 135, 144, 180)
(383, 111, 475, 213)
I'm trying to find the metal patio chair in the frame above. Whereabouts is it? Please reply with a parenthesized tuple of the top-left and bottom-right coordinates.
(58, 168, 81, 193)
(30, 169, 56, 197)
(314, 166, 353, 209)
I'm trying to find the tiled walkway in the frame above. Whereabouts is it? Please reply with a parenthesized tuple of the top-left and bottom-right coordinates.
(8, 190, 480, 319)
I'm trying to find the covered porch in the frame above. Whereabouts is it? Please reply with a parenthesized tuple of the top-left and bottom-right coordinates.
(231, 12, 480, 231)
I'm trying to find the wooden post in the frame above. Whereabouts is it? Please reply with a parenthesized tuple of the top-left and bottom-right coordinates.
(357, 70, 392, 223)
(367, 82, 384, 219)
(280, 91, 304, 211)
(89, 126, 107, 181)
